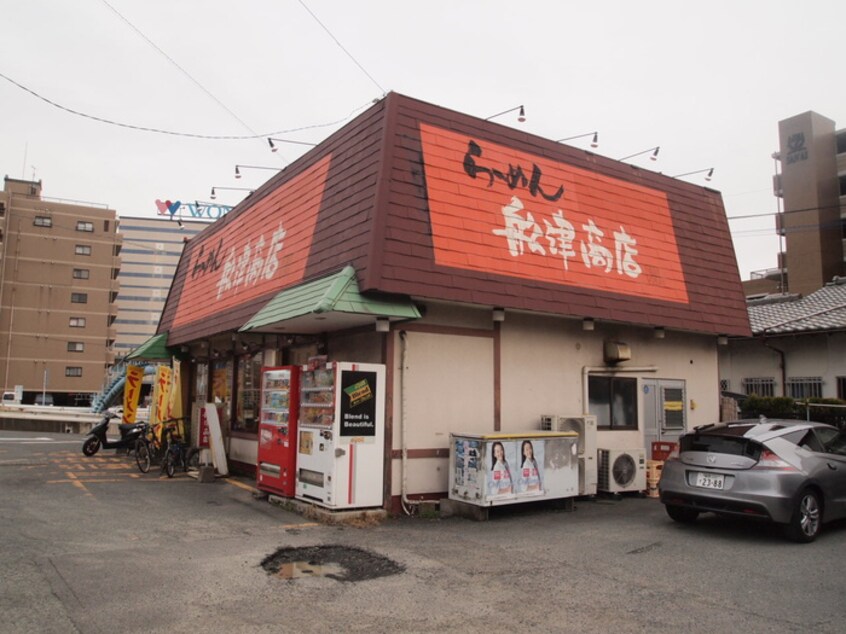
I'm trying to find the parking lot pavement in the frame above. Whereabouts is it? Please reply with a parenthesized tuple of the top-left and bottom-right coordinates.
(3, 431, 846, 633)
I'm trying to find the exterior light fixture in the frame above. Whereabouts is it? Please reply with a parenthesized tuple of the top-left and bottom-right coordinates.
(582, 317, 595, 331)
(485, 105, 526, 123)
(717, 335, 729, 346)
(654, 327, 665, 339)
(266, 137, 318, 152)
(557, 131, 599, 148)
(375, 318, 390, 332)
(235, 164, 280, 179)
(492, 308, 505, 322)
(619, 146, 660, 162)
(672, 167, 714, 182)
(210, 186, 254, 200)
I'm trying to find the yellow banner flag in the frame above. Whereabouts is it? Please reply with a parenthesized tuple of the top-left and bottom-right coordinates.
(122, 365, 145, 424)
(153, 366, 173, 442)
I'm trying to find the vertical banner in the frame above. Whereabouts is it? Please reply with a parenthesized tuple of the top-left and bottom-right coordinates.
(168, 359, 183, 436)
(153, 366, 173, 427)
(198, 404, 210, 448)
(122, 365, 145, 424)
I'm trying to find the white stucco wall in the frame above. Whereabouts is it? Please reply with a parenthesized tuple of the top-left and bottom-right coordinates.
(391, 305, 722, 497)
(720, 332, 846, 398)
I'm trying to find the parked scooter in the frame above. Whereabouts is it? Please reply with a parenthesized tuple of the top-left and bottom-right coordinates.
(82, 411, 147, 457)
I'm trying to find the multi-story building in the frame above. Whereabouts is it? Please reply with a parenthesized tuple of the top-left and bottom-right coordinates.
(114, 216, 207, 359)
(0, 177, 121, 405)
(723, 112, 846, 405)
(744, 111, 846, 297)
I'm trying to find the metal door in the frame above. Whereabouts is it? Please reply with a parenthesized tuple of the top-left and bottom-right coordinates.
(643, 379, 686, 456)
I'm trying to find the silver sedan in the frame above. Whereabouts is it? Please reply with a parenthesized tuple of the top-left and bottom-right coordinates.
(658, 418, 846, 542)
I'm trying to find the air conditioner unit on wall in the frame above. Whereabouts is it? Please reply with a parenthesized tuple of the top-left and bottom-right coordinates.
(540, 414, 598, 496)
(597, 448, 647, 494)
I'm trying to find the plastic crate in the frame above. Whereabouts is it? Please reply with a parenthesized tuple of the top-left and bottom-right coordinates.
(651, 441, 678, 461)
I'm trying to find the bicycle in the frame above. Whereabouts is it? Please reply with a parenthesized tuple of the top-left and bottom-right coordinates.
(135, 417, 187, 474)
(162, 425, 201, 478)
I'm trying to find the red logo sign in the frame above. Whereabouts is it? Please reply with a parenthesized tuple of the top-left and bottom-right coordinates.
(419, 124, 689, 304)
(172, 156, 332, 328)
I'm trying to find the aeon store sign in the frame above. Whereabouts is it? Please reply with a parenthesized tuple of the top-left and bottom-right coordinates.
(155, 199, 232, 220)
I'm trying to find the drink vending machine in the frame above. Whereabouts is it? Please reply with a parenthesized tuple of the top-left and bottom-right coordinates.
(296, 358, 385, 509)
(256, 366, 300, 497)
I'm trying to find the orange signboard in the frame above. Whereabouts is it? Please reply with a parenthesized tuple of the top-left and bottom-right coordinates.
(419, 124, 689, 304)
(172, 156, 332, 328)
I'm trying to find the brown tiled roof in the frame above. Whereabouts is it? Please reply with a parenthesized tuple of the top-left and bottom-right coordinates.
(159, 93, 750, 344)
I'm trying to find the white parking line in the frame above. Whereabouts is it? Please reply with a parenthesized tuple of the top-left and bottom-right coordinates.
(0, 437, 79, 443)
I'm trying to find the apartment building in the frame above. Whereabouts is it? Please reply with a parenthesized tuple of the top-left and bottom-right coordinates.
(0, 177, 121, 405)
(744, 111, 846, 297)
(114, 216, 207, 359)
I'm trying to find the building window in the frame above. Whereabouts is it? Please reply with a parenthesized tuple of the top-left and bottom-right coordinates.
(588, 375, 638, 430)
(719, 379, 730, 392)
(837, 131, 846, 155)
(34, 216, 52, 227)
(742, 377, 775, 397)
(69, 317, 87, 328)
(839, 175, 846, 197)
(71, 292, 88, 304)
(65, 367, 83, 377)
(76, 221, 94, 232)
(787, 377, 823, 400)
(75, 244, 92, 256)
(72, 268, 90, 280)
(838, 377, 846, 400)
(67, 342, 85, 352)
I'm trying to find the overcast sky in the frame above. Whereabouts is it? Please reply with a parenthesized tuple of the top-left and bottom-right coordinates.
(2, 0, 843, 279)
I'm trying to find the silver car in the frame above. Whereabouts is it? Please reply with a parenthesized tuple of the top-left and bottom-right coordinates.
(659, 418, 846, 542)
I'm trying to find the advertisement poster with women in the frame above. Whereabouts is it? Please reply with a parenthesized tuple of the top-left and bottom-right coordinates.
(450, 433, 578, 505)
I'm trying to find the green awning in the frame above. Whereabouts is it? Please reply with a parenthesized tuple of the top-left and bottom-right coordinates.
(125, 333, 174, 360)
(239, 266, 420, 334)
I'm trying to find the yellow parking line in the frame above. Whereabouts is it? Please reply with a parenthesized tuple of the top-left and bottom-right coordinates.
(226, 479, 257, 493)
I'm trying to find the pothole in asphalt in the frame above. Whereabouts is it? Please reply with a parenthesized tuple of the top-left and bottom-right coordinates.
(261, 545, 404, 582)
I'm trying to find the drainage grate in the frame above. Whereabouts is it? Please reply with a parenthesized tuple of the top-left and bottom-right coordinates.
(261, 545, 404, 582)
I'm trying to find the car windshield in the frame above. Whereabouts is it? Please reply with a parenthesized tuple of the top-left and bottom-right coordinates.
(680, 432, 762, 459)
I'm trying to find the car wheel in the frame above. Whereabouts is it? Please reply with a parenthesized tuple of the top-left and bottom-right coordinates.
(784, 488, 822, 543)
(665, 504, 699, 524)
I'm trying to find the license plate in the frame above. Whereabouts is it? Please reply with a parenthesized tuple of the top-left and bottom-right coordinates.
(694, 472, 724, 490)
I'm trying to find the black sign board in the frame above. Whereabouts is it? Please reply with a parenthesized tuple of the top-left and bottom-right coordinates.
(339, 370, 377, 437)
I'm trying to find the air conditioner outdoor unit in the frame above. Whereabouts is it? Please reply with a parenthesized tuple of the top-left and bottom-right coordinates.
(597, 448, 647, 494)
(540, 414, 598, 496)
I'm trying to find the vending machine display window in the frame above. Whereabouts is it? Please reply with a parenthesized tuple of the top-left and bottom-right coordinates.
(234, 351, 263, 433)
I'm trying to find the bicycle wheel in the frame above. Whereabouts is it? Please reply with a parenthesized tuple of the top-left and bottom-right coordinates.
(186, 447, 200, 471)
(135, 440, 151, 474)
(165, 451, 176, 478)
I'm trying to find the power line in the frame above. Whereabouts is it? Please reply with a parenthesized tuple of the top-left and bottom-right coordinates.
(0, 71, 373, 139)
(99, 0, 259, 138)
(727, 202, 845, 221)
(297, 0, 386, 95)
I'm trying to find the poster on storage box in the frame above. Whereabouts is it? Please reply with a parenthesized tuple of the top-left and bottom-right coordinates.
(339, 370, 377, 438)
(515, 438, 545, 497)
(486, 440, 518, 499)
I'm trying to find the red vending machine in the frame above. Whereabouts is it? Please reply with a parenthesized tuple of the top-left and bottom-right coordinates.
(256, 366, 300, 497)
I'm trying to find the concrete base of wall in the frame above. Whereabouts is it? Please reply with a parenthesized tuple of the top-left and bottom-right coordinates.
(0, 417, 96, 435)
(266, 494, 388, 525)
